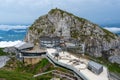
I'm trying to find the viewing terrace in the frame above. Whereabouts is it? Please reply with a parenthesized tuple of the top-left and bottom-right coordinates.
(46, 48, 109, 80)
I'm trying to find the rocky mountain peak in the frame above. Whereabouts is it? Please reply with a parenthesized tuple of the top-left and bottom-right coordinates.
(25, 8, 120, 59)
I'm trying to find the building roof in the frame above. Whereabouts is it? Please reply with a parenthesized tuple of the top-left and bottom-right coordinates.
(65, 42, 76, 48)
(21, 48, 46, 53)
(40, 36, 60, 41)
(88, 61, 103, 70)
(17, 43, 34, 50)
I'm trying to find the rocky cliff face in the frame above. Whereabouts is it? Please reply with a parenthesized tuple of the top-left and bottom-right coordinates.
(25, 8, 120, 58)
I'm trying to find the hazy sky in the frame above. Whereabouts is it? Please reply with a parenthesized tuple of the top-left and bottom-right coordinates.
(0, 0, 120, 25)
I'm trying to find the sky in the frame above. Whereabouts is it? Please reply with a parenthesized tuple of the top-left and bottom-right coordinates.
(0, 0, 120, 25)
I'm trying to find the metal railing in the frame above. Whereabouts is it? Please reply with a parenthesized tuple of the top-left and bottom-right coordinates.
(46, 53, 89, 80)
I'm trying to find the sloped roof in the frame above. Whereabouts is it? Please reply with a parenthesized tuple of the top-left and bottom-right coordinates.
(17, 43, 34, 50)
(40, 36, 60, 41)
(88, 61, 103, 70)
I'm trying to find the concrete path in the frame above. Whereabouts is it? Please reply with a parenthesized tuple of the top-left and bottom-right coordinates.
(33, 70, 55, 77)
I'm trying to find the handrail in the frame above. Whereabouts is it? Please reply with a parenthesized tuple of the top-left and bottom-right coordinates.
(46, 53, 89, 80)
(34, 70, 76, 80)
(33, 70, 55, 77)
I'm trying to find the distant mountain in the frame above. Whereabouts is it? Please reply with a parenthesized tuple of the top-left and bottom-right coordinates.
(117, 32, 120, 35)
(0, 29, 27, 41)
(7, 29, 27, 34)
(25, 8, 120, 59)
(101, 23, 120, 27)
(0, 39, 3, 41)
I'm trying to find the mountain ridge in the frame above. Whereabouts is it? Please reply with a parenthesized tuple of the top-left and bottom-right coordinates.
(25, 8, 120, 62)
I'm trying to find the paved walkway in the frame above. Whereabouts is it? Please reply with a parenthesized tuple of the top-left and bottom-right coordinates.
(33, 70, 55, 77)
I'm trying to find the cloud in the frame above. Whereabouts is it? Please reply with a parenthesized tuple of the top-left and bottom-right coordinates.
(0, 25, 29, 31)
(104, 27, 120, 33)
(0, 0, 120, 24)
(0, 40, 24, 48)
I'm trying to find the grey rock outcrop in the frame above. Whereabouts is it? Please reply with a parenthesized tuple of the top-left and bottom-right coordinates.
(3, 47, 19, 54)
(25, 8, 120, 58)
(109, 56, 120, 64)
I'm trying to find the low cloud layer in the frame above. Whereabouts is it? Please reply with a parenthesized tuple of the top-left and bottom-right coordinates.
(104, 27, 120, 33)
(0, 25, 29, 31)
(0, 40, 24, 48)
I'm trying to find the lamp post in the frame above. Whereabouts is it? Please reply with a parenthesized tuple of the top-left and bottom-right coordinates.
(55, 53, 59, 61)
